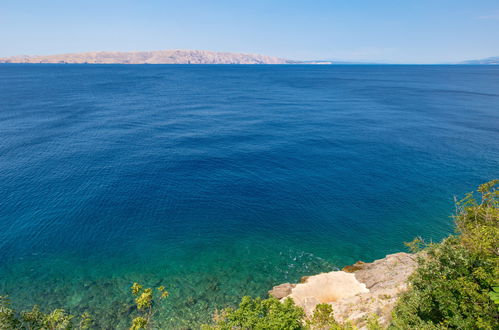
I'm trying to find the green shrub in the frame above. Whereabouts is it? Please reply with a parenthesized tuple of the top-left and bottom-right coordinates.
(0, 295, 81, 330)
(306, 303, 342, 330)
(392, 180, 499, 329)
(129, 282, 169, 330)
(489, 287, 499, 311)
(0, 296, 20, 329)
(0, 282, 168, 330)
(203, 298, 359, 330)
(203, 296, 305, 330)
(365, 314, 383, 330)
(456, 180, 499, 257)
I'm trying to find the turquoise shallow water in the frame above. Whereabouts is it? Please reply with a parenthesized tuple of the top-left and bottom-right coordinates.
(0, 64, 498, 328)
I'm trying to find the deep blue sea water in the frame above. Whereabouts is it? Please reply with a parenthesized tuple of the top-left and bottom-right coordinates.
(0, 64, 498, 328)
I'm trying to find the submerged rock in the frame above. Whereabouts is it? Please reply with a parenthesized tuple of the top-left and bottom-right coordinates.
(269, 252, 417, 329)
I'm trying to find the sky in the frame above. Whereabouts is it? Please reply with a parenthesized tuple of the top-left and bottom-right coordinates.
(1, 0, 499, 63)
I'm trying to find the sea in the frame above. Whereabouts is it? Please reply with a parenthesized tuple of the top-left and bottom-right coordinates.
(0, 64, 498, 328)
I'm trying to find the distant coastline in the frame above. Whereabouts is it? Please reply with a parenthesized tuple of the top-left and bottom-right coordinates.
(1, 49, 497, 65)
(460, 56, 499, 65)
(0, 49, 333, 65)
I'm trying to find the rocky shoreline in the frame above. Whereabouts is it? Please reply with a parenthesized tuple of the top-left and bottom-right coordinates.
(269, 252, 417, 329)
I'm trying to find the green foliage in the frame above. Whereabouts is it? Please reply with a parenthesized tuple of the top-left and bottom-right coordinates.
(365, 314, 382, 330)
(404, 236, 426, 253)
(0, 282, 169, 330)
(489, 287, 499, 311)
(0, 296, 20, 329)
(392, 180, 499, 329)
(20, 305, 45, 329)
(455, 179, 499, 257)
(306, 303, 340, 330)
(205, 296, 305, 330)
(1, 297, 78, 330)
(135, 288, 153, 310)
(129, 283, 169, 330)
(204, 298, 358, 330)
(43, 309, 74, 329)
(131, 283, 143, 296)
(78, 312, 93, 329)
(0, 297, 82, 330)
(130, 316, 148, 330)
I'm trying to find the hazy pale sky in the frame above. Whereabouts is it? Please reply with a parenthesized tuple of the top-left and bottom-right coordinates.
(1, 0, 499, 63)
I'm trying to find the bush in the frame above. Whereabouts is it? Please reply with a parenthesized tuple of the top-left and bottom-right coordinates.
(129, 283, 169, 329)
(0, 295, 87, 330)
(391, 180, 499, 329)
(0, 282, 168, 330)
(204, 298, 364, 330)
(203, 296, 305, 330)
(306, 303, 341, 330)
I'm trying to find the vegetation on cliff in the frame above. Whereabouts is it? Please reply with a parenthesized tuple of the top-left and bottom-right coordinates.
(201, 296, 305, 330)
(391, 179, 498, 329)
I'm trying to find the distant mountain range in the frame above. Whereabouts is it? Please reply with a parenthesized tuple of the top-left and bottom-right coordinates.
(460, 56, 499, 65)
(0, 50, 332, 65)
(2, 50, 497, 65)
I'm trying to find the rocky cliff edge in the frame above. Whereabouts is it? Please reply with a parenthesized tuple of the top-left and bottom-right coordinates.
(269, 252, 417, 329)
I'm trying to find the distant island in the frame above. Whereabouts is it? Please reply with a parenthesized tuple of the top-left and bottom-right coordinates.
(2, 49, 497, 65)
(0, 50, 333, 65)
(461, 56, 499, 64)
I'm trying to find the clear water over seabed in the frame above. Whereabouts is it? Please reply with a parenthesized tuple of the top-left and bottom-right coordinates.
(0, 64, 498, 328)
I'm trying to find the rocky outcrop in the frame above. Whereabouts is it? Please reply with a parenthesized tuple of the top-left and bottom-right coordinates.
(269, 283, 296, 299)
(269, 252, 417, 329)
(0, 50, 290, 64)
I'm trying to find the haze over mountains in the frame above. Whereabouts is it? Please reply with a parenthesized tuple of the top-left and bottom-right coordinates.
(0, 50, 313, 64)
(461, 56, 499, 65)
